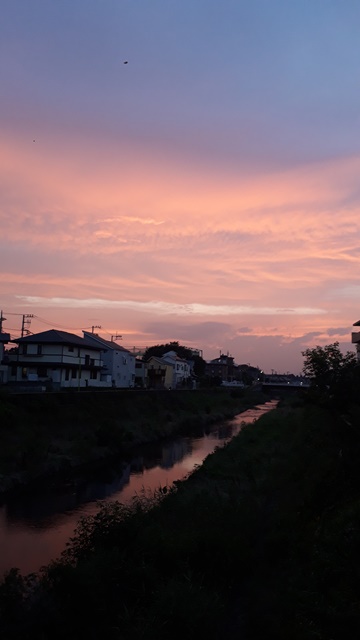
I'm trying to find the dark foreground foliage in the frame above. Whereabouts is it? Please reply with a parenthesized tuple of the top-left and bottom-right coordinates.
(0, 387, 262, 495)
(2, 389, 360, 638)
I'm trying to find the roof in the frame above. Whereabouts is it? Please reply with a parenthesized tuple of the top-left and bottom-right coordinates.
(14, 329, 102, 350)
(82, 331, 131, 353)
(0, 332, 10, 343)
(162, 351, 188, 363)
(353, 320, 360, 326)
(146, 356, 173, 367)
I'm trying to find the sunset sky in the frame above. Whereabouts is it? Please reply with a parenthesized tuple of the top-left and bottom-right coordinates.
(1, 0, 360, 373)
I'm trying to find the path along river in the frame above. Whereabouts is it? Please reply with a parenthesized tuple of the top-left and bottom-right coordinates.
(0, 400, 276, 577)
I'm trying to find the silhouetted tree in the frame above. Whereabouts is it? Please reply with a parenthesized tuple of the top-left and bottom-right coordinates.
(302, 342, 357, 395)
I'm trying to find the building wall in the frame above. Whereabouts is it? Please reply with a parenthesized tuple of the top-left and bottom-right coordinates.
(83, 332, 136, 388)
(7, 342, 108, 388)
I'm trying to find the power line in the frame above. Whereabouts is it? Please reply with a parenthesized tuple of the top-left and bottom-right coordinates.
(34, 316, 93, 331)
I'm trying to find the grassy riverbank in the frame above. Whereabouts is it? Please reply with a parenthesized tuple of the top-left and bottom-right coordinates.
(0, 387, 266, 495)
(1, 392, 360, 639)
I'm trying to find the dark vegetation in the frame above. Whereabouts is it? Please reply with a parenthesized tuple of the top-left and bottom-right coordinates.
(0, 387, 263, 496)
(1, 344, 360, 638)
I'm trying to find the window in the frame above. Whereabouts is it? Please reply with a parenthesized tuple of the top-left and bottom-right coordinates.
(37, 344, 42, 355)
(68, 345, 74, 352)
(22, 344, 27, 355)
(22, 367, 27, 379)
(65, 369, 70, 381)
(37, 366, 47, 377)
(11, 365, 17, 376)
(90, 370, 97, 380)
(85, 355, 90, 366)
(72, 369, 77, 379)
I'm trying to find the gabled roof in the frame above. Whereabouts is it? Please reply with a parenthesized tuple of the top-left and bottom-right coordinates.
(83, 331, 131, 353)
(14, 329, 102, 350)
(162, 351, 188, 363)
(146, 355, 173, 367)
(354, 320, 360, 326)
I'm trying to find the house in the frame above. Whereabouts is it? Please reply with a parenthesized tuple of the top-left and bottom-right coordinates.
(83, 331, 135, 388)
(145, 356, 174, 389)
(161, 351, 191, 388)
(7, 330, 110, 389)
(205, 353, 237, 383)
(352, 320, 360, 362)
(0, 332, 11, 384)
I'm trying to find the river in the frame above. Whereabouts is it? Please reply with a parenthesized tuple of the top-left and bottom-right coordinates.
(0, 401, 276, 577)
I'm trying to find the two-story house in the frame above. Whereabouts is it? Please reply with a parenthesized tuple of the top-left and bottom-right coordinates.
(83, 331, 135, 388)
(145, 356, 174, 389)
(161, 351, 191, 388)
(7, 330, 109, 389)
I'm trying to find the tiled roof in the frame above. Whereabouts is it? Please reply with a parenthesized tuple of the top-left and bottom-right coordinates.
(15, 329, 102, 350)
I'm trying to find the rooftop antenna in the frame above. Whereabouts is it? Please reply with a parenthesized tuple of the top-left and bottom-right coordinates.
(91, 325, 101, 334)
(111, 334, 122, 342)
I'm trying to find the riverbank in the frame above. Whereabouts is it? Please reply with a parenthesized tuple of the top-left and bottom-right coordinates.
(2, 392, 360, 639)
(0, 387, 267, 497)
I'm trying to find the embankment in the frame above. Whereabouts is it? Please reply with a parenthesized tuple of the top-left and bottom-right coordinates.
(0, 387, 267, 496)
(2, 394, 360, 638)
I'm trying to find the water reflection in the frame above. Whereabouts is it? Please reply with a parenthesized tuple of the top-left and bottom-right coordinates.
(0, 401, 276, 576)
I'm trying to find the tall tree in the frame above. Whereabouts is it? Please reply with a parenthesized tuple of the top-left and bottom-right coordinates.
(302, 342, 357, 392)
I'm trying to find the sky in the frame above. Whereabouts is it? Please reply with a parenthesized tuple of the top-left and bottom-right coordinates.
(1, 0, 360, 374)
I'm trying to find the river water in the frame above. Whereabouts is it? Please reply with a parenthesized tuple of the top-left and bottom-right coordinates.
(0, 401, 276, 577)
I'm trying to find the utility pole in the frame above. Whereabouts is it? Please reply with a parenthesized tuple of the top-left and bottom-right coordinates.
(21, 314, 34, 338)
(111, 334, 122, 342)
(0, 310, 5, 333)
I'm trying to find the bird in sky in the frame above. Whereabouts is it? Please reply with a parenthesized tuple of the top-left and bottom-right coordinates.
(123, 61, 128, 64)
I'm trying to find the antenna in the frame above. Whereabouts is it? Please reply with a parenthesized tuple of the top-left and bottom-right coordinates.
(111, 334, 122, 342)
(91, 325, 101, 334)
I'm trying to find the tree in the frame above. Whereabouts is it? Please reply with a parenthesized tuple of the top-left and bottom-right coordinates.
(302, 342, 357, 393)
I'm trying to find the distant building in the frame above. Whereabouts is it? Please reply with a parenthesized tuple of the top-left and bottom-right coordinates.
(161, 351, 191, 388)
(352, 319, 360, 362)
(145, 356, 174, 389)
(205, 354, 236, 383)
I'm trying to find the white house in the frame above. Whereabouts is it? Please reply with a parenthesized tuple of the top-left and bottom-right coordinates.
(83, 331, 135, 388)
(7, 330, 111, 389)
(161, 351, 191, 388)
